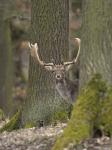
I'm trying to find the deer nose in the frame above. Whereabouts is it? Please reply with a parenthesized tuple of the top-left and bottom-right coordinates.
(56, 74, 61, 79)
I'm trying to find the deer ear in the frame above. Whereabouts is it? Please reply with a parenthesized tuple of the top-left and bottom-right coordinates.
(44, 66, 53, 71)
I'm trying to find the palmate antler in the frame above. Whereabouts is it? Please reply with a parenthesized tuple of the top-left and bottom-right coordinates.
(28, 38, 80, 71)
(28, 42, 54, 70)
(63, 38, 81, 66)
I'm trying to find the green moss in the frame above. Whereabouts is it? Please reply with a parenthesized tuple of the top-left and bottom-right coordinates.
(0, 109, 21, 132)
(0, 108, 5, 120)
(52, 74, 107, 150)
(51, 110, 68, 124)
(51, 103, 73, 125)
(24, 122, 36, 128)
(99, 87, 112, 134)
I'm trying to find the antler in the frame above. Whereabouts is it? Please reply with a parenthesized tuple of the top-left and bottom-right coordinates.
(28, 38, 80, 71)
(63, 38, 80, 66)
(28, 42, 54, 70)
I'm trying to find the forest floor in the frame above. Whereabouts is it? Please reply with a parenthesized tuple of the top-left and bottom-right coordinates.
(0, 59, 110, 150)
(0, 120, 111, 150)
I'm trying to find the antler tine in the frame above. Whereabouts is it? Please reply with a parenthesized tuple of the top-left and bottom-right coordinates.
(28, 42, 54, 67)
(64, 38, 80, 66)
(74, 38, 80, 63)
(28, 42, 44, 66)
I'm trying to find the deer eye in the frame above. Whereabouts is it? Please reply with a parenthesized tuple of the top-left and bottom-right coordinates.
(52, 70, 55, 73)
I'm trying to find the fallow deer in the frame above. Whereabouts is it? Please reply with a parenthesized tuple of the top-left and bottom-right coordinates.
(28, 38, 80, 104)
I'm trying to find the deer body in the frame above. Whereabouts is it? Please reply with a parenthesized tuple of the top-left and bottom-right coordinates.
(28, 38, 80, 104)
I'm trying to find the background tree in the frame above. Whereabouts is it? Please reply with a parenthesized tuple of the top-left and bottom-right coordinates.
(21, 0, 70, 126)
(0, 0, 15, 116)
(53, 0, 112, 149)
(80, 0, 112, 88)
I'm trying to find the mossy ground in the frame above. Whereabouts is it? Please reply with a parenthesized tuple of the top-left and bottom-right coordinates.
(0, 109, 21, 132)
(24, 122, 36, 128)
(52, 74, 112, 150)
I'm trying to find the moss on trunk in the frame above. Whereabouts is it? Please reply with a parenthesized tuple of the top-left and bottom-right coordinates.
(52, 74, 110, 150)
(98, 87, 112, 134)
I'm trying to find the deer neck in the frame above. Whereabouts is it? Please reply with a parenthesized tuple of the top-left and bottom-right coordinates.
(55, 77, 70, 99)
(56, 77, 67, 85)
(55, 77, 78, 103)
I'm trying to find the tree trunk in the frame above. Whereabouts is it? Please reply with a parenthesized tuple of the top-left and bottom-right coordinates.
(80, 0, 112, 88)
(53, 0, 112, 149)
(0, 1, 14, 116)
(22, 0, 69, 126)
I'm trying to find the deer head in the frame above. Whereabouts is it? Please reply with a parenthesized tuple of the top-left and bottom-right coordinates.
(28, 38, 80, 81)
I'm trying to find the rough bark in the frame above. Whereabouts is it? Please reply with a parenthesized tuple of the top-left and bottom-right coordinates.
(80, 0, 112, 88)
(52, 0, 112, 149)
(0, 1, 14, 116)
(21, 0, 70, 126)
